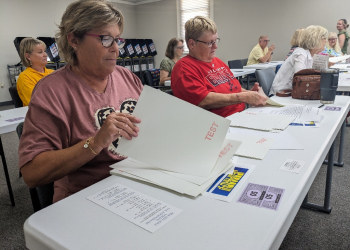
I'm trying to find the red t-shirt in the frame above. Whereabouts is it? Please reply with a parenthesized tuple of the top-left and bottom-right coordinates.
(19, 65, 143, 203)
(171, 55, 245, 117)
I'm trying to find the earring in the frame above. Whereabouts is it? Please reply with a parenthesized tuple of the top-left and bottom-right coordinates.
(29, 61, 32, 66)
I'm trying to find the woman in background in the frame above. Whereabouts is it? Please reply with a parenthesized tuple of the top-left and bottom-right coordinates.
(337, 19, 349, 54)
(270, 25, 328, 95)
(17, 38, 54, 106)
(321, 32, 343, 57)
(159, 38, 184, 85)
(286, 28, 304, 59)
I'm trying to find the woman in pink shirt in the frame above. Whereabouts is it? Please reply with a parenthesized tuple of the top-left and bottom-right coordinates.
(19, 0, 142, 202)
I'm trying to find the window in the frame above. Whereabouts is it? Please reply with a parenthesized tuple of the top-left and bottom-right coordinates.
(177, 0, 212, 53)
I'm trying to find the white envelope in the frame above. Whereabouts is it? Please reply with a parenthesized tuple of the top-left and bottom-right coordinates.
(117, 86, 231, 177)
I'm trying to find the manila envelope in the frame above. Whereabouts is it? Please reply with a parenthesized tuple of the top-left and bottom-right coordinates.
(117, 86, 231, 177)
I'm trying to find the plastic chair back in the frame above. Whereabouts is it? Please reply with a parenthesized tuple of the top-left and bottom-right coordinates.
(228, 60, 243, 69)
(240, 58, 248, 67)
(9, 86, 23, 108)
(255, 68, 276, 96)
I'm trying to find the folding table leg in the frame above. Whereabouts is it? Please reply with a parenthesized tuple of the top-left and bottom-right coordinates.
(0, 136, 15, 206)
(324, 119, 345, 167)
(301, 142, 334, 214)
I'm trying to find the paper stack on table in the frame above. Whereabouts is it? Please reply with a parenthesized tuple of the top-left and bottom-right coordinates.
(111, 138, 241, 197)
(111, 86, 243, 196)
(226, 111, 295, 131)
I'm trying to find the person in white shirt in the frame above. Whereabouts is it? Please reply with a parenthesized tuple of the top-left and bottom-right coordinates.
(269, 25, 328, 95)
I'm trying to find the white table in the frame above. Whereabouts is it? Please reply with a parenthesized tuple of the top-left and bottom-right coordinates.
(243, 61, 284, 70)
(23, 97, 350, 250)
(231, 68, 257, 89)
(230, 68, 256, 77)
(0, 106, 28, 206)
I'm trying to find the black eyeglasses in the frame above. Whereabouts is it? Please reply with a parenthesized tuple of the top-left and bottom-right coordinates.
(85, 34, 125, 48)
(195, 38, 220, 47)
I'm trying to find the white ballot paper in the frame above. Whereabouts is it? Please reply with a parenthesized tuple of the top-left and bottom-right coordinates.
(329, 55, 350, 63)
(225, 133, 274, 159)
(279, 159, 305, 174)
(228, 127, 304, 150)
(202, 163, 255, 202)
(87, 183, 182, 233)
(117, 86, 231, 177)
(226, 112, 292, 131)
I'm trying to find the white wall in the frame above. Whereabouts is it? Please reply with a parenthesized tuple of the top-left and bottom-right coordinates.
(0, 0, 136, 103)
(135, 0, 177, 68)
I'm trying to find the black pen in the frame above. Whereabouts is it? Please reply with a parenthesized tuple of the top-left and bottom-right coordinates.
(318, 104, 324, 108)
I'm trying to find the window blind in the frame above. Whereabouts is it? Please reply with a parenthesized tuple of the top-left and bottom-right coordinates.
(179, 0, 210, 52)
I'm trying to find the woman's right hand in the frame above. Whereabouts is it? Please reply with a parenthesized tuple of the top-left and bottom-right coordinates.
(244, 91, 268, 106)
(92, 112, 141, 151)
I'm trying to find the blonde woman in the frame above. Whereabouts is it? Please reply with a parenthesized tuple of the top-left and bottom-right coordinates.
(270, 25, 328, 95)
(286, 28, 304, 59)
(19, 0, 142, 203)
(17, 38, 54, 106)
(171, 16, 267, 118)
(321, 32, 343, 57)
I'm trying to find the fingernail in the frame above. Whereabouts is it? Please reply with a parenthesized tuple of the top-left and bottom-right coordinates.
(136, 118, 141, 122)
(134, 132, 138, 137)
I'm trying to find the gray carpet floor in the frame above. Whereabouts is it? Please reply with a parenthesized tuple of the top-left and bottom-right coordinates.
(1, 104, 350, 250)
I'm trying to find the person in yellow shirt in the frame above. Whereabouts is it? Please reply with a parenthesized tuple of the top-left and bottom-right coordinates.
(17, 38, 54, 106)
(247, 36, 276, 65)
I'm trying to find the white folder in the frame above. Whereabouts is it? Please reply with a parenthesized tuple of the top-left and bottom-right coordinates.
(117, 86, 231, 177)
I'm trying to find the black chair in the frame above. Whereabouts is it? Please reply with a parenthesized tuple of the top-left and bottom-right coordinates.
(228, 59, 256, 89)
(143, 70, 170, 89)
(16, 122, 54, 212)
(255, 68, 276, 96)
(9, 86, 23, 108)
(228, 60, 243, 69)
(240, 58, 248, 67)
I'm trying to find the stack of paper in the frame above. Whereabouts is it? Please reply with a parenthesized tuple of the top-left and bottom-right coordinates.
(111, 138, 242, 197)
(111, 86, 243, 196)
(226, 112, 295, 131)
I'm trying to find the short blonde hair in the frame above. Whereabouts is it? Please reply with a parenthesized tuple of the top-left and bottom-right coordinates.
(299, 25, 328, 50)
(325, 32, 342, 54)
(19, 38, 46, 67)
(55, 0, 124, 66)
(290, 28, 304, 47)
(185, 16, 217, 47)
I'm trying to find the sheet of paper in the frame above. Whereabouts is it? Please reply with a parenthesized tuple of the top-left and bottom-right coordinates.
(226, 133, 275, 159)
(237, 183, 285, 211)
(312, 54, 329, 70)
(228, 127, 303, 150)
(117, 86, 231, 177)
(279, 159, 305, 174)
(266, 98, 285, 107)
(87, 183, 182, 233)
(227, 112, 290, 131)
(298, 106, 322, 122)
(329, 55, 350, 63)
(202, 163, 255, 202)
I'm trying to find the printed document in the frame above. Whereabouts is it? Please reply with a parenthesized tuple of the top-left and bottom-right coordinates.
(117, 86, 231, 177)
(87, 183, 182, 233)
